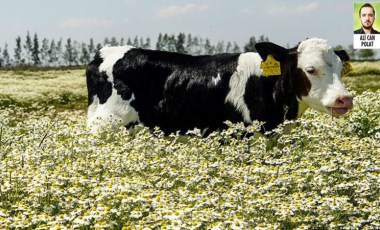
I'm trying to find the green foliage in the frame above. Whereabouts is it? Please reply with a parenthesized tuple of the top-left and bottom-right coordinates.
(2, 44, 10, 67)
(358, 49, 375, 60)
(32, 33, 41, 66)
(14, 36, 22, 65)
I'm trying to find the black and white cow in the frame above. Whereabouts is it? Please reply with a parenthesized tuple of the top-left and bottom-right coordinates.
(86, 38, 353, 134)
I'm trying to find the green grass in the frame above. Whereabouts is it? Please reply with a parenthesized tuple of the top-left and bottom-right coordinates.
(343, 74, 380, 94)
(343, 61, 380, 93)
(0, 68, 87, 111)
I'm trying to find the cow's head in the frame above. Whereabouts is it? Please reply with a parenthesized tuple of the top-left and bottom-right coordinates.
(256, 38, 353, 117)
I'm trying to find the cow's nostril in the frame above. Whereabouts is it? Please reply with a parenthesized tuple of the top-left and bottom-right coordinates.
(336, 96, 353, 108)
(337, 98, 345, 105)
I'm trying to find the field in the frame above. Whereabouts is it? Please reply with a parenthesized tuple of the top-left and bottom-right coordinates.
(0, 63, 379, 229)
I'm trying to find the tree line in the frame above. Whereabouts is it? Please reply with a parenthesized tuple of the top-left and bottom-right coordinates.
(0, 32, 375, 68)
(0, 32, 272, 68)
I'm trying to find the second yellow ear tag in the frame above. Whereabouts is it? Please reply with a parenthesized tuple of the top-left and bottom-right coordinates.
(260, 55, 281, 77)
(341, 62, 353, 77)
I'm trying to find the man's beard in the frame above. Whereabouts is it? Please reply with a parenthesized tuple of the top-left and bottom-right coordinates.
(363, 22, 373, 30)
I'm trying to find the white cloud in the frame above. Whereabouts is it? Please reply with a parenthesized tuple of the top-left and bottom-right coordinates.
(267, 2, 319, 15)
(60, 18, 113, 28)
(155, 3, 209, 19)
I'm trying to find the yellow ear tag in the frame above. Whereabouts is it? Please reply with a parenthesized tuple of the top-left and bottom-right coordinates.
(341, 62, 353, 77)
(260, 55, 281, 77)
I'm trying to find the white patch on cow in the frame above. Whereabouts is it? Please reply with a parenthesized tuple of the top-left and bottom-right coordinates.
(212, 73, 221, 86)
(225, 52, 262, 123)
(87, 91, 139, 133)
(99, 45, 134, 82)
(88, 95, 100, 120)
(88, 45, 140, 133)
(297, 38, 352, 115)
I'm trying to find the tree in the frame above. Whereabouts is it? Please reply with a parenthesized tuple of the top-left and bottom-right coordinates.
(46, 38, 66, 66)
(244, 36, 257, 52)
(72, 41, 79, 65)
(334, 45, 344, 50)
(104, 37, 110, 45)
(156, 33, 163, 50)
(40, 38, 49, 66)
(32, 33, 41, 66)
(24, 31, 33, 65)
(176, 33, 186, 53)
(48, 40, 58, 66)
(232, 42, 241, 53)
(192, 36, 203, 55)
(63, 38, 75, 66)
(80, 42, 90, 65)
(226, 41, 232, 53)
(143, 37, 151, 49)
(185, 34, 193, 53)
(215, 41, 225, 54)
(347, 44, 357, 60)
(258, 35, 269, 43)
(204, 39, 214, 55)
(96, 43, 102, 51)
(14, 36, 23, 65)
(110, 37, 118, 46)
(358, 49, 375, 60)
(88, 38, 95, 58)
(167, 35, 177, 52)
(0, 48, 3, 67)
(127, 38, 133, 46)
(133, 36, 139, 47)
(2, 44, 10, 67)
(161, 34, 169, 51)
(56, 39, 63, 66)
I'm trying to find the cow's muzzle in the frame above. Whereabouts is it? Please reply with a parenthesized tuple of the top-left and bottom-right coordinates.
(327, 95, 353, 116)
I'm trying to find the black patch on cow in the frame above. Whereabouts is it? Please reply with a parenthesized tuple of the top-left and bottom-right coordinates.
(334, 50, 350, 62)
(86, 53, 113, 105)
(255, 42, 289, 63)
(111, 48, 241, 134)
(294, 68, 311, 98)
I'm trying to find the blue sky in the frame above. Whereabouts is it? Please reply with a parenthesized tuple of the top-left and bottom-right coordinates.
(0, 0, 365, 50)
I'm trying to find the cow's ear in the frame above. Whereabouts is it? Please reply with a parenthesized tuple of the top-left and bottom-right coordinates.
(255, 42, 288, 62)
(334, 50, 350, 62)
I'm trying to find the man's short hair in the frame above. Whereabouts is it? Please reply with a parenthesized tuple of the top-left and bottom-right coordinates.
(359, 3, 376, 16)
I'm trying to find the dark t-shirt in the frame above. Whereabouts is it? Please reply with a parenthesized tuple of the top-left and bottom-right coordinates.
(354, 27, 380, 34)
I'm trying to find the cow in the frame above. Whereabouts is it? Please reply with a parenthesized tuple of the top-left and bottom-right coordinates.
(86, 38, 353, 135)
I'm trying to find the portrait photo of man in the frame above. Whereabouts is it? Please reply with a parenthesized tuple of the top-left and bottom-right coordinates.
(354, 2, 380, 34)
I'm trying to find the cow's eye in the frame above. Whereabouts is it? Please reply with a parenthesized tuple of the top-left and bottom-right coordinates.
(305, 67, 316, 75)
